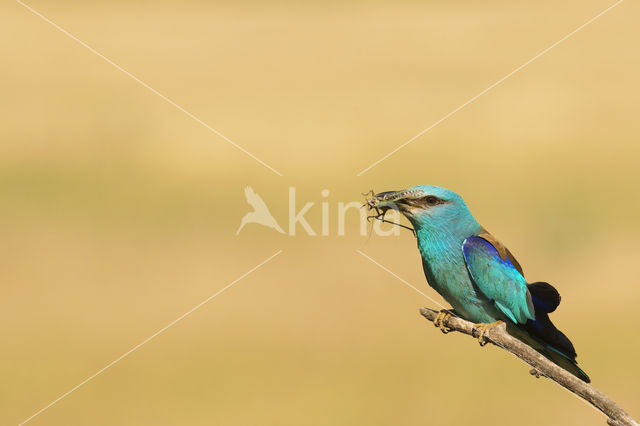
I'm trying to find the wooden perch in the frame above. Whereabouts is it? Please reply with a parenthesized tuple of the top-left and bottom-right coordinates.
(420, 307, 638, 426)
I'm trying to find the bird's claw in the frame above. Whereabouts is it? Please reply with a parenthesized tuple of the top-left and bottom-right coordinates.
(433, 310, 453, 334)
(473, 321, 503, 346)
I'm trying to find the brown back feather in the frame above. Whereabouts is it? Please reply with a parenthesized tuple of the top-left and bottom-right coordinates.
(477, 229, 524, 276)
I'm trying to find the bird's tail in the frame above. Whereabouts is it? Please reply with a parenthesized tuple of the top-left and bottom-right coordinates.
(508, 282, 590, 383)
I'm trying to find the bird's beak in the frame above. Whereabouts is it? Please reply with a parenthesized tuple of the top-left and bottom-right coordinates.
(367, 189, 424, 214)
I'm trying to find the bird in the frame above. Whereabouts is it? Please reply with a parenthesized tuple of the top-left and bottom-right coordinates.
(368, 184, 590, 382)
(236, 186, 285, 235)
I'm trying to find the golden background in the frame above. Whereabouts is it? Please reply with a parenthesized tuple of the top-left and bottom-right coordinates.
(2, 0, 639, 425)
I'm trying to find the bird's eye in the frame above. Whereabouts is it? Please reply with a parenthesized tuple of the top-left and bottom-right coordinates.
(425, 196, 439, 205)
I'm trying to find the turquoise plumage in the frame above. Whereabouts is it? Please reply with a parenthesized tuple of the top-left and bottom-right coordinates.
(370, 185, 590, 382)
(462, 236, 534, 325)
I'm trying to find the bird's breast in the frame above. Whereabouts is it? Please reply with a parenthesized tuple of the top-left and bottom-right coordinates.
(418, 238, 495, 322)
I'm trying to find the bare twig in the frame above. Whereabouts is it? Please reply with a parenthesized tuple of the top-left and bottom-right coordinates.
(420, 307, 638, 426)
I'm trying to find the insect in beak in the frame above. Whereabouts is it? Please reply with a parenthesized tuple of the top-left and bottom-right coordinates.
(361, 189, 416, 237)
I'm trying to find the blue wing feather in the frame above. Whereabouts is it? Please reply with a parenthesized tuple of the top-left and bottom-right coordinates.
(462, 236, 535, 324)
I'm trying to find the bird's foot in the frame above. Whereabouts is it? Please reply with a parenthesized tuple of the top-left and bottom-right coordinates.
(473, 321, 503, 346)
(433, 310, 454, 334)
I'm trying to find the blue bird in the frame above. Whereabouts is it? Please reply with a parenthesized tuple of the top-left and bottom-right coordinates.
(369, 185, 590, 382)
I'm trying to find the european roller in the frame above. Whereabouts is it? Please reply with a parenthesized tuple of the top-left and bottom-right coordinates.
(368, 185, 590, 382)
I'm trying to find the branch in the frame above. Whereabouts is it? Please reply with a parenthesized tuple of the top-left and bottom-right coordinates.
(420, 307, 638, 426)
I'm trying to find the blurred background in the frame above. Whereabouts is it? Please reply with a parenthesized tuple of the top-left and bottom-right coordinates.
(2, 0, 639, 424)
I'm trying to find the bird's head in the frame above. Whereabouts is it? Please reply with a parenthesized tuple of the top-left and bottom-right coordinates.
(368, 185, 481, 236)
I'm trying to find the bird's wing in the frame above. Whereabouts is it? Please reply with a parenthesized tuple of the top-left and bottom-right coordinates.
(476, 229, 524, 276)
(462, 236, 535, 324)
